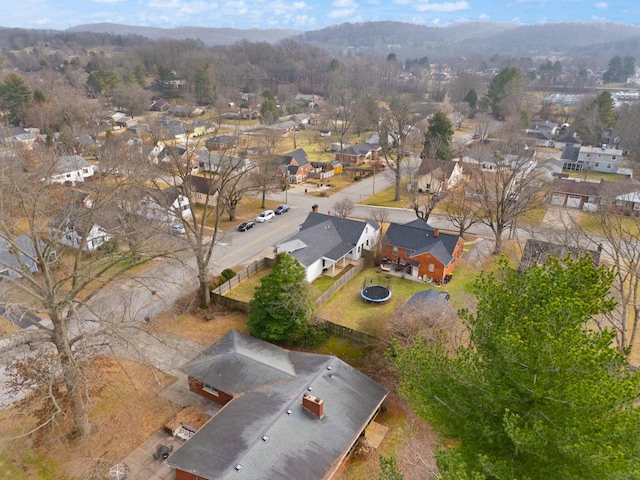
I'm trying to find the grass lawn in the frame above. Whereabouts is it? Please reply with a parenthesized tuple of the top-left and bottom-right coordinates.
(316, 268, 439, 335)
(360, 181, 409, 208)
(579, 210, 640, 236)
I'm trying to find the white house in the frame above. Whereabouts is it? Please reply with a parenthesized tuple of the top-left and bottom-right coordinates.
(48, 155, 95, 185)
(576, 145, 624, 173)
(276, 213, 380, 282)
(139, 186, 192, 224)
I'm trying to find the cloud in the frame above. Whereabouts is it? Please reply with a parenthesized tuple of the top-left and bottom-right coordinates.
(35, 17, 52, 25)
(479, 12, 489, 20)
(91, 0, 124, 4)
(594, 2, 608, 9)
(394, 0, 470, 13)
(329, 0, 358, 18)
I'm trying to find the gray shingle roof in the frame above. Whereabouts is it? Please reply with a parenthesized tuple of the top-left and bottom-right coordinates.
(277, 213, 379, 267)
(51, 155, 90, 175)
(167, 331, 388, 480)
(384, 219, 460, 265)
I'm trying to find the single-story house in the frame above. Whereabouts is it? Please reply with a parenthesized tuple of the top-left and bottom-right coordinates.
(518, 239, 601, 274)
(165, 330, 388, 480)
(1, 127, 40, 149)
(47, 155, 95, 185)
(382, 220, 464, 284)
(599, 178, 640, 216)
(410, 158, 464, 193)
(50, 191, 117, 252)
(525, 129, 555, 148)
(205, 135, 239, 151)
(549, 177, 600, 209)
(555, 132, 581, 151)
(0, 234, 40, 279)
(276, 212, 380, 282)
(335, 143, 381, 166)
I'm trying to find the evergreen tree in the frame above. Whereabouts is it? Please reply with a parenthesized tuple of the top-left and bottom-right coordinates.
(391, 256, 640, 479)
(0, 73, 31, 125)
(422, 110, 454, 160)
(248, 253, 315, 345)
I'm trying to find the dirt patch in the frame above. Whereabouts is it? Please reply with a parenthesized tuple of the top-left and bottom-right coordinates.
(149, 296, 248, 346)
(0, 356, 179, 480)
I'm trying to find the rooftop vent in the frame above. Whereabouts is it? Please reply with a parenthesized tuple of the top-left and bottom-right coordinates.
(327, 366, 332, 370)
(262, 435, 269, 442)
(286, 409, 293, 415)
(235, 464, 243, 472)
(307, 386, 313, 392)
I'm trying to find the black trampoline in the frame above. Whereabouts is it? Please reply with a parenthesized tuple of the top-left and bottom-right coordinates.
(361, 277, 392, 303)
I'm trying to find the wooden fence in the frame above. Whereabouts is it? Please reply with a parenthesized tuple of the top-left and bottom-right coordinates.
(211, 257, 274, 297)
(314, 258, 365, 307)
(210, 255, 378, 345)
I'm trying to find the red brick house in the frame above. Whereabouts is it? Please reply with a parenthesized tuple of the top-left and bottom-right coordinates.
(280, 148, 312, 183)
(336, 143, 381, 166)
(382, 219, 464, 284)
(165, 331, 388, 480)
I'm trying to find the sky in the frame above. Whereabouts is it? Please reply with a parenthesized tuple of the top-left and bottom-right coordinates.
(3, 0, 640, 31)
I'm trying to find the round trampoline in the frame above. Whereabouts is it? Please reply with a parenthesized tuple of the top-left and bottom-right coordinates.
(361, 277, 392, 303)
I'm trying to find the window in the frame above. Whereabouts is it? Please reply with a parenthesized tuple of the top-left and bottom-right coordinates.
(203, 383, 219, 396)
(607, 164, 612, 169)
(594, 163, 599, 167)
(634, 203, 640, 211)
(392, 246, 398, 255)
(586, 153, 591, 158)
(428, 264, 435, 272)
(612, 156, 617, 160)
(406, 249, 415, 257)
(615, 199, 625, 206)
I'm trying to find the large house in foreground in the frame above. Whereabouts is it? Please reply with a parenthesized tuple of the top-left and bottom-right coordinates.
(165, 330, 388, 480)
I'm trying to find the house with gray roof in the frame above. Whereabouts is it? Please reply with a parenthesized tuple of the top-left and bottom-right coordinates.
(280, 148, 311, 184)
(165, 330, 388, 480)
(336, 143, 381, 166)
(47, 155, 95, 185)
(0, 234, 40, 279)
(382, 219, 464, 284)
(276, 212, 380, 282)
(549, 177, 600, 209)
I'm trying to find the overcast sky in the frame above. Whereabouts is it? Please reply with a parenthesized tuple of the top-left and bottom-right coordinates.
(4, 0, 639, 31)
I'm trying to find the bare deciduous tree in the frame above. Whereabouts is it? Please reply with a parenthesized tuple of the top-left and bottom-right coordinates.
(378, 94, 422, 202)
(332, 198, 355, 218)
(441, 179, 479, 238)
(469, 142, 547, 254)
(0, 148, 169, 438)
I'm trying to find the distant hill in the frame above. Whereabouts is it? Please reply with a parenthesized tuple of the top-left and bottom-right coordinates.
(48, 21, 640, 63)
(295, 21, 640, 62)
(67, 23, 302, 45)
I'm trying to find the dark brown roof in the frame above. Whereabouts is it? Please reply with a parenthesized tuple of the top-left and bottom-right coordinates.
(550, 177, 600, 196)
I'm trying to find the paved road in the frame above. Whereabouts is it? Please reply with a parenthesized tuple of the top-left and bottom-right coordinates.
(0, 166, 608, 409)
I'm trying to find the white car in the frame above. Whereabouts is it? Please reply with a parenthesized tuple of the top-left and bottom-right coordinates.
(256, 210, 275, 223)
(170, 224, 186, 235)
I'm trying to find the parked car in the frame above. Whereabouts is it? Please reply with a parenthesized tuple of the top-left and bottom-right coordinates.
(255, 210, 275, 223)
(237, 221, 255, 232)
(274, 204, 290, 215)
(170, 224, 186, 235)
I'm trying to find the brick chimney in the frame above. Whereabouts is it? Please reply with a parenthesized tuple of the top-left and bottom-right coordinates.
(433, 229, 440, 237)
(311, 204, 318, 213)
(302, 393, 324, 419)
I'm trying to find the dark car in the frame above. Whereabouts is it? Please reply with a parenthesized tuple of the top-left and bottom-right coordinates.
(274, 204, 290, 215)
(237, 221, 255, 231)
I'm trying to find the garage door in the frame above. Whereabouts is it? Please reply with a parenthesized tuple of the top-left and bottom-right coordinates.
(551, 194, 565, 206)
(566, 195, 582, 208)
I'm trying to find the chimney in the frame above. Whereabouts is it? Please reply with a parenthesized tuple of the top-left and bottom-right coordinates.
(597, 243, 603, 252)
(311, 204, 318, 213)
(433, 228, 440, 237)
(302, 393, 324, 419)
